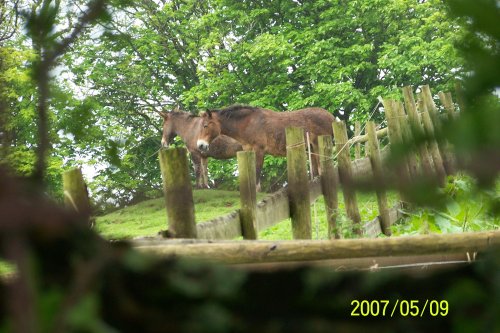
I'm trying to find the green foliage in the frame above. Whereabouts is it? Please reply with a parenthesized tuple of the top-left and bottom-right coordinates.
(3, 0, 495, 207)
(185, 0, 462, 119)
(207, 158, 239, 190)
(0, 45, 64, 198)
(56, 0, 466, 200)
(392, 175, 500, 235)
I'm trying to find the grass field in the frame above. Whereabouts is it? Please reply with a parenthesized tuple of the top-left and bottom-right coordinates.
(95, 175, 499, 241)
(95, 189, 401, 240)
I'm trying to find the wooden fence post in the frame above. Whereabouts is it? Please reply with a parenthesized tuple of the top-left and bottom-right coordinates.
(354, 121, 361, 159)
(159, 148, 197, 238)
(418, 100, 447, 185)
(332, 121, 362, 236)
(402, 86, 434, 177)
(394, 101, 419, 177)
(421, 85, 455, 175)
(237, 151, 258, 240)
(382, 99, 415, 206)
(366, 122, 391, 236)
(454, 81, 466, 112)
(383, 99, 411, 185)
(286, 127, 311, 239)
(438, 91, 456, 120)
(318, 135, 339, 239)
(63, 167, 91, 226)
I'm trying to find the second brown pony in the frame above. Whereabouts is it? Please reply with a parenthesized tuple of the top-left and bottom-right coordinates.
(160, 111, 242, 188)
(196, 105, 335, 190)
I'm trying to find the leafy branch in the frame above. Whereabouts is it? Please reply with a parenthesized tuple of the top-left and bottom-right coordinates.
(25, 0, 108, 184)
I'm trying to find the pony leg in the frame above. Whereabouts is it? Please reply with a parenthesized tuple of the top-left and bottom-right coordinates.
(191, 154, 203, 189)
(201, 157, 209, 189)
(255, 150, 265, 192)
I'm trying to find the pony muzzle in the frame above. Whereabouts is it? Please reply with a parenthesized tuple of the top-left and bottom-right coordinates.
(197, 139, 210, 151)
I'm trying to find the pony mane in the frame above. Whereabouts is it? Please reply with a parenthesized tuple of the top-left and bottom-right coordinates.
(170, 110, 198, 119)
(215, 105, 261, 119)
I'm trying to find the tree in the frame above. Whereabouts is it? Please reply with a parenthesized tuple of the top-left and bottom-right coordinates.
(185, 0, 463, 122)
(2, 0, 469, 203)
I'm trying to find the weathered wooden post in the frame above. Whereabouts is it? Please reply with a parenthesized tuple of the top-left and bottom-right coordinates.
(237, 151, 258, 239)
(383, 99, 411, 184)
(421, 85, 440, 125)
(421, 85, 455, 175)
(332, 121, 362, 236)
(394, 101, 419, 177)
(402, 86, 434, 177)
(286, 127, 311, 239)
(382, 98, 414, 205)
(354, 121, 361, 159)
(159, 148, 197, 238)
(438, 91, 456, 120)
(318, 135, 339, 239)
(454, 81, 466, 112)
(366, 122, 391, 236)
(418, 100, 447, 184)
(63, 167, 91, 226)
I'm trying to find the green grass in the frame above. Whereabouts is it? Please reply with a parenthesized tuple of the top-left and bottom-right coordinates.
(96, 189, 263, 239)
(259, 192, 401, 240)
(96, 189, 401, 240)
(96, 175, 499, 240)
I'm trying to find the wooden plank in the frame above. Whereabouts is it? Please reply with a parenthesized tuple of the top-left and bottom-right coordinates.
(196, 211, 242, 239)
(286, 127, 311, 239)
(255, 187, 290, 231)
(363, 203, 403, 238)
(230, 253, 474, 272)
(237, 151, 258, 239)
(256, 178, 322, 232)
(135, 231, 500, 264)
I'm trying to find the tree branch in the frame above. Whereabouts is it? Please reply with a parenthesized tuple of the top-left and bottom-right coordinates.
(33, 0, 108, 184)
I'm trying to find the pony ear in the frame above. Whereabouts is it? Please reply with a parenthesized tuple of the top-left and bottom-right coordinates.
(172, 105, 180, 113)
(158, 111, 169, 119)
(205, 109, 212, 118)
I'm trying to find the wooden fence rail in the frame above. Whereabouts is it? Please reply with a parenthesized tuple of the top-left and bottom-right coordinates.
(133, 230, 500, 264)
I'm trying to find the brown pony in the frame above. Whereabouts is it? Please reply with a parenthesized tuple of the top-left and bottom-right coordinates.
(196, 105, 335, 189)
(160, 110, 242, 188)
